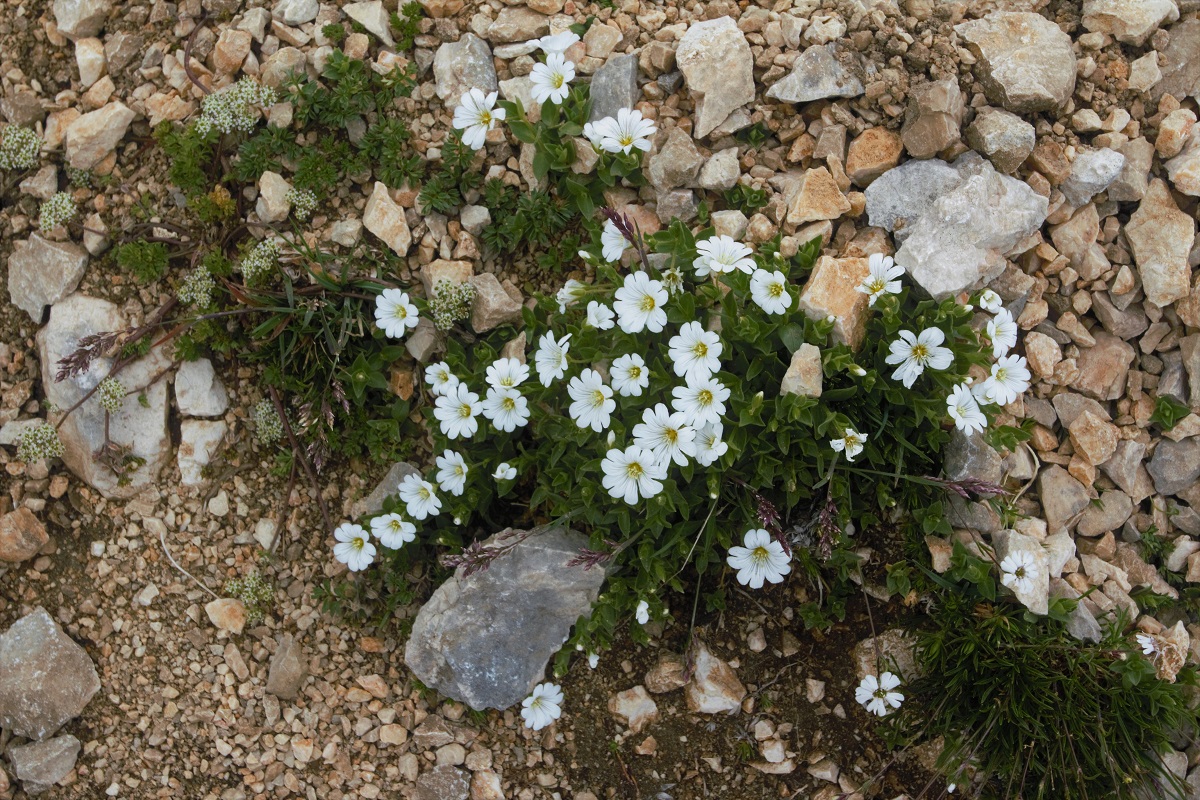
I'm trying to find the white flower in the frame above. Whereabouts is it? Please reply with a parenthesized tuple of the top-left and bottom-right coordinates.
(374, 289, 419, 339)
(435, 449, 469, 496)
(398, 474, 442, 520)
(582, 120, 605, 148)
(660, 265, 685, 296)
(493, 462, 517, 481)
(370, 513, 416, 550)
(535, 30, 580, 54)
(485, 357, 530, 389)
(333, 523, 376, 572)
(668, 321, 723, 383)
(671, 377, 730, 428)
(587, 652, 600, 669)
(693, 422, 729, 467)
(613, 271, 668, 334)
(601, 445, 667, 504)
(424, 361, 460, 397)
(856, 253, 904, 306)
(598, 108, 656, 155)
(452, 88, 505, 151)
(986, 307, 1018, 359)
(884, 328, 954, 388)
(534, 331, 572, 386)
(433, 383, 482, 440)
(981, 354, 1031, 406)
(556, 279, 586, 313)
(830, 428, 867, 462)
(635, 599, 651, 625)
(601, 219, 628, 263)
(481, 386, 530, 432)
(855, 672, 904, 717)
(611, 353, 650, 397)
(693, 236, 755, 278)
(978, 288, 1003, 313)
(567, 368, 616, 432)
(1136, 633, 1159, 656)
(521, 682, 564, 731)
(586, 301, 615, 330)
(632, 403, 696, 467)
(530, 52, 575, 105)
(947, 383, 987, 435)
(749, 269, 792, 315)
(726, 528, 792, 589)
(999, 550, 1039, 596)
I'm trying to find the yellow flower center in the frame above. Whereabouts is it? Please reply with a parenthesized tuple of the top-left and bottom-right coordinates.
(458, 403, 473, 418)
(619, 134, 634, 147)
(846, 434, 861, 448)
(552, 74, 564, 89)
(751, 545, 770, 563)
(395, 306, 408, 320)
(628, 366, 641, 379)
(868, 278, 885, 293)
(639, 294, 657, 312)
(502, 396, 516, 411)
(591, 389, 607, 407)
(480, 111, 492, 125)
(692, 342, 708, 358)
(352, 537, 366, 549)
(665, 428, 678, 444)
(995, 367, 1008, 381)
(626, 461, 644, 479)
(698, 389, 713, 405)
(769, 283, 784, 298)
(418, 487, 431, 500)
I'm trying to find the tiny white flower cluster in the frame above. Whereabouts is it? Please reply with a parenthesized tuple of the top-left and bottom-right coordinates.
(287, 187, 318, 221)
(38, 192, 77, 232)
(178, 265, 216, 309)
(252, 399, 284, 444)
(194, 78, 277, 138)
(240, 239, 281, 285)
(0, 125, 41, 171)
(16, 423, 65, 463)
(97, 377, 125, 414)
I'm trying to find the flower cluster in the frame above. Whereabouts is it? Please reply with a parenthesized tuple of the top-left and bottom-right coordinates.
(194, 78, 277, 137)
(97, 377, 125, 413)
(429, 279, 476, 331)
(16, 423, 65, 462)
(178, 264, 216, 309)
(239, 239, 281, 285)
(38, 192, 77, 232)
(0, 125, 41, 171)
(287, 187, 318, 220)
(529, 32, 578, 106)
(252, 399, 284, 444)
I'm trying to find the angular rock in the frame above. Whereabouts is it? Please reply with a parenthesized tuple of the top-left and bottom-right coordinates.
(1037, 465, 1090, 532)
(647, 128, 703, 191)
(350, 462, 419, 519)
(1125, 179, 1195, 307)
(20, 165, 59, 201)
(1068, 409, 1118, 465)
(38, 294, 171, 498)
(1128, 52, 1162, 94)
(1082, 0, 1178, 44)
(685, 642, 746, 714)
(1165, 131, 1200, 197)
(1157, 109, 1196, 160)
(711, 209, 748, 239)
(865, 158, 961, 238)
(363, 182, 411, 256)
(52, 0, 111, 39)
(343, 1, 394, 47)
(784, 166, 850, 226)
(956, 12, 1076, 113)
(901, 77, 963, 159)
(175, 358, 229, 418)
(780, 343, 822, 398)
(212, 28, 252, 75)
(1151, 19, 1200, 102)
(204, 597, 246, 634)
(0, 608, 100, 741)
(853, 629, 919, 680)
(609, 686, 659, 733)
(797, 256, 871, 350)
(259, 47, 307, 89)
(469, 273, 522, 333)
(1059, 147, 1124, 207)
(1049, 579, 1102, 642)
(8, 735, 81, 793)
(433, 34, 497, 104)
(765, 43, 864, 104)
(75, 38, 107, 88)
(1148, 438, 1200, 497)
(273, 0, 318, 25)
(1108, 137, 1154, 202)
(1075, 331, 1134, 401)
(7, 235, 88, 322)
(64, 100, 134, 170)
(1076, 490, 1133, 536)
(846, 127, 902, 186)
(487, 7, 548, 43)
(255, 170, 291, 223)
(178, 419, 226, 486)
(405, 525, 606, 710)
(993, 529, 1050, 614)
(266, 634, 306, 700)
(416, 766, 469, 800)
(589, 54, 639, 122)
(676, 17, 755, 138)
(0, 508, 49, 563)
(699, 147, 740, 192)
(944, 428, 1002, 485)
(644, 653, 687, 693)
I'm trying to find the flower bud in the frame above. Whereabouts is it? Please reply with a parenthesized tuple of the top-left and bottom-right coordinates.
(849, 365, 866, 377)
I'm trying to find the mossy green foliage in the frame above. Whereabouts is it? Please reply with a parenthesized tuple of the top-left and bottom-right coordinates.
(389, 1, 425, 51)
(115, 240, 171, 283)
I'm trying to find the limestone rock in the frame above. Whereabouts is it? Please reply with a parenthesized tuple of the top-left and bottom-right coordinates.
(901, 77, 963, 159)
(588, 54, 638, 122)
(469, 273, 522, 333)
(955, 12, 1076, 113)
(864, 158, 961, 238)
(405, 525, 606, 710)
(1148, 438, 1200, 497)
(256, 170, 292, 223)
(488, 7, 548, 43)
(0, 508, 49, 563)
(647, 128, 703, 191)
(1082, 0, 1178, 44)
(1076, 490, 1133, 536)
(993, 529, 1050, 614)
(966, 106, 1035, 174)
(944, 428, 1002, 485)
(350, 462, 419, 519)
(1068, 409, 1118, 465)
(780, 343, 822, 398)
(699, 148, 740, 192)
(676, 17, 755, 138)
(259, 47, 307, 89)
(343, 1, 394, 47)
(37, 294, 171, 498)
(852, 629, 919, 680)
(1152, 19, 1200, 103)
(52, 0, 111, 39)
(213, 28, 252, 75)
(784, 166, 850, 226)
(1165, 131, 1200, 197)
(74, 38, 107, 88)
(609, 686, 659, 733)
(178, 420, 227, 486)
(797, 256, 871, 349)
(845, 127, 902, 186)
(1125, 179, 1195, 308)
(1128, 52, 1162, 94)
(7, 235, 88, 322)
(363, 182, 411, 256)
(266, 634, 306, 700)
(175, 358, 229, 418)
(1037, 464, 1090, 532)
(1075, 331, 1134, 401)
(644, 653, 687, 693)
(416, 766, 469, 800)
(273, 0, 318, 25)
(205, 598, 247, 633)
(1108, 136, 1154, 202)
(0, 608, 100, 741)
(1060, 147, 1124, 207)
(684, 642, 746, 714)
(1049, 579, 1102, 642)
(433, 34, 497, 104)
(64, 101, 134, 170)
(8, 735, 81, 794)
(765, 43, 864, 103)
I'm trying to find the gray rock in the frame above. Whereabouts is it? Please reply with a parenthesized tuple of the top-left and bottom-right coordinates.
(588, 54, 639, 123)
(64, 100, 134, 170)
(765, 43, 864, 104)
(351, 462, 419, 519)
(1151, 19, 1200, 102)
(1148, 438, 1200, 497)
(459, 205, 491, 236)
(676, 17, 755, 138)
(993, 529, 1050, 614)
(415, 766, 469, 800)
(1082, 0, 1178, 44)
(0, 608, 99, 740)
(943, 428, 1002, 485)
(1076, 490, 1133, 537)
(864, 158, 962, 242)
(711, 209, 748, 239)
(955, 12, 1076, 113)
(1108, 136, 1154, 202)
(1075, 331, 1135, 401)
(469, 272, 522, 333)
(52, 0, 111, 39)
(7, 235, 88, 322)
(272, 0, 318, 25)
(255, 170, 292, 223)
(699, 147, 740, 192)
(104, 31, 143, 74)
(433, 34, 497, 104)
(486, 7, 548, 43)
(363, 181, 411, 256)
(965, 107, 1035, 174)
(647, 127, 703, 191)
(1125, 179, 1195, 308)
(259, 47, 307, 90)
(343, 1, 394, 47)
(1049, 579, 1102, 642)
(901, 77, 963, 159)
(1165, 130, 1200, 197)
(656, 189, 697, 223)
(8, 735, 81, 794)
(37, 294, 172, 498)
(1101, 440, 1149, 499)
(20, 165, 59, 200)
(175, 358, 229, 418)
(1037, 465, 1090, 532)
(1059, 147, 1124, 207)
(405, 318, 444, 362)
(405, 524, 606, 710)
(852, 628, 920, 680)
(265, 634, 306, 700)
(330, 218, 362, 247)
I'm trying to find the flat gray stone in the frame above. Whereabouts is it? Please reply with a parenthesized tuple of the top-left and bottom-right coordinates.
(1037, 464, 1090, 532)
(1152, 19, 1200, 102)
(350, 462, 420, 519)
(265, 634, 305, 700)
(433, 33, 497, 104)
(676, 16, 755, 138)
(589, 54, 639, 123)
(7, 235, 88, 322)
(765, 43, 864, 104)
(1148, 438, 1200, 497)
(1049, 579, 1102, 642)
(52, 0, 111, 39)
(8, 734, 81, 795)
(865, 158, 962, 242)
(1060, 147, 1124, 207)
(943, 428, 1003, 485)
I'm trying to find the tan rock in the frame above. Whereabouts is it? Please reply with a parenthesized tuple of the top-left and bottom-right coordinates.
(213, 28, 252, 75)
(469, 272, 522, 333)
(784, 167, 850, 226)
(421, 259, 473, 296)
(0, 508, 49, 563)
(1124, 179, 1195, 307)
(64, 101, 134, 170)
(609, 686, 659, 733)
(204, 598, 247, 634)
(780, 343, 822, 397)
(845, 127, 903, 186)
(797, 256, 871, 349)
(1074, 331, 1135, 401)
(1024, 331, 1062, 380)
(1068, 409, 1118, 465)
(684, 642, 746, 714)
(645, 653, 687, 694)
(363, 182, 411, 256)
(1156, 109, 1196, 159)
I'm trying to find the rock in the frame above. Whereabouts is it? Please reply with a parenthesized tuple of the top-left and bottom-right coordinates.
(0, 608, 100, 741)
(178, 420, 227, 486)
(1149, 438, 1200, 497)
(433, 34, 497, 103)
(644, 653, 687, 693)
(589, 54, 639, 122)
(470, 770, 504, 800)
(213, 28, 252, 75)
(259, 47, 307, 89)
(780, 343, 822, 397)
(64, 101, 134, 170)
(992, 529, 1050, 614)
(343, 1, 394, 47)
(7, 235, 89, 322)
(944, 428, 1002, 485)
(20, 165, 59, 201)
(1075, 331, 1134, 401)
(901, 77, 963, 159)
(609, 686, 659, 733)
(1125, 179, 1195, 307)
(1068, 409, 1118, 465)
(765, 42, 864, 103)
(330, 218, 362, 246)
(853, 629, 919, 680)
(797, 256, 871, 350)
(37, 294, 171, 498)
(0, 508, 48, 563)
(266, 634, 306, 700)
(1157, 109, 1196, 159)
(460, 205, 491, 236)
(1082, 0, 1178, 44)
(8, 735, 81, 793)
(406, 318, 444, 363)
(1165, 131, 1200, 197)
(1167, 537, 1200, 572)
(469, 273, 522, 333)
(784, 166, 851, 226)
(864, 158, 962, 237)
(175, 358, 229, 418)
(350, 462, 419, 519)
(421, 259, 473, 295)
(1049, 579, 1102, 642)
(204, 598, 247, 634)
(1152, 19, 1200, 103)
(711, 209, 748, 239)
(52, 0, 111, 39)
(273, 0, 317, 25)
(1108, 137, 1154, 202)
(405, 525, 606, 710)
(1128, 52, 1162, 94)
(676, 17, 755, 138)
(256, 170, 292, 223)
(1059, 148, 1124, 207)
(699, 148, 740, 192)
(647, 128, 703, 191)
(845, 127, 903, 187)
(416, 766, 469, 800)
(808, 758, 840, 783)
(1024, 331, 1062, 379)
(955, 12, 1076, 113)
(363, 182, 411, 256)
(685, 641, 746, 714)
(1076, 490, 1133, 536)
(487, 7, 548, 43)
(1037, 465, 1090, 532)
(75, 38, 107, 88)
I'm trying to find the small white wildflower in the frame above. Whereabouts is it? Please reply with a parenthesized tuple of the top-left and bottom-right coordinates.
(749, 269, 792, 315)
(424, 362, 460, 397)
(632, 403, 696, 467)
(946, 383, 987, 435)
(693, 236, 754, 278)
(521, 683, 564, 731)
(398, 473, 442, 520)
(884, 328, 954, 388)
(485, 357, 530, 390)
(831, 428, 867, 462)
(567, 368, 616, 433)
(635, 599, 651, 625)
(999, 550, 1039, 596)
(671, 377, 730, 428)
(534, 331, 571, 387)
(374, 288, 420, 339)
(693, 422, 729, 467)
(530, 52, 575, 106)
(38, 192, 77, 232)
(287, 187, 318, 221)
(97, 377, 125, 413)
(0, 125, 42, 170)
(493, 462, 517, 481)
(16, 423, 64, 462)
(370, 513, 416, 549)
(534, 31, 580, 54)
(239, 239, 281, 285)
(481, 386, 530, 432)
(726, 528, 792, 589)
(978, 289, 1003, 313)
(194, 78, 276, 137)
(856, 253, 904, 306)
(433, 383, 482, 440)
(556, 279, 586, 313)
(597, 108, 656, 155)
(981, 354, 1031, 406)
(452, 88, 506, 151)
(668, 321, 723, 383)
(601, 446, 666, 505)
(601, 219, 629, 263)
(986, 307, 1019, 359)
(855, 672, 904, 717)
(332, 523, 375, 572)
(613, 271, 668, 334)
(586, 301, 615, 330)
(611, 353, 649, 397)
(435, 449, 469, 496)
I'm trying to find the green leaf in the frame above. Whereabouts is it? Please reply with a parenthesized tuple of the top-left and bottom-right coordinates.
(508, 119, 537, 143)
(1151, 394, 1192, 430)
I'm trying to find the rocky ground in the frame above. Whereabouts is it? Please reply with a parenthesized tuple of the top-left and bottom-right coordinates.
(2, 0, 1200, 795)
